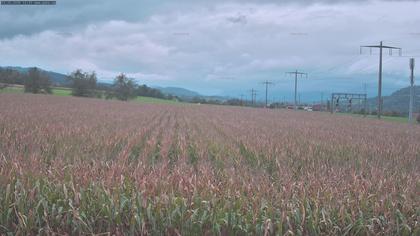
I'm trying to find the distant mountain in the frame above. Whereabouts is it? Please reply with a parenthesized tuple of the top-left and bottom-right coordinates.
(367, 86, 420, 114)
(154, 86, 236, 102)
(155, 86, 201, 98)
(1, 66, 69, 86)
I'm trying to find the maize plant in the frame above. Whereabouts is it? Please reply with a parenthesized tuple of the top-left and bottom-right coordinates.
(0, 93, 419, 235)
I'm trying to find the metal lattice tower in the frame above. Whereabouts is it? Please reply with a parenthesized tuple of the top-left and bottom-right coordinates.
(409, 58, 415, 123)
(330, 93, 368, 117)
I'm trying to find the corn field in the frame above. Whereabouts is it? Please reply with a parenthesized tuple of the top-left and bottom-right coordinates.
(0, 93, 419, 235)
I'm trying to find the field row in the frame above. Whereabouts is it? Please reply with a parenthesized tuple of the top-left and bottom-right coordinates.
(0, 93, 419, 235)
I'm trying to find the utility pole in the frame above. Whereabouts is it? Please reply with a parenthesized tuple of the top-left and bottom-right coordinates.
(409, 58, 415, 123)
(360, 41, 402, 119)
(298, 93, 301, 106)
(286, 70, 308, 110)
(261, 80, 274, 108)
(249, 89, 257, 106)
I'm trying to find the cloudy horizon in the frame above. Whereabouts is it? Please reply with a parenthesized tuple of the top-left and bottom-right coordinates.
(1, 0, 419, 101)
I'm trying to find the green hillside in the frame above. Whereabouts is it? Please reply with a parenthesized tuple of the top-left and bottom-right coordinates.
(367, 86, 420, 114)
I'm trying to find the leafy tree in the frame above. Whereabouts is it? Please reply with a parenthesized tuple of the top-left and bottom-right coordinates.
(24, 67, 52, 94)
(417, 113, 420, 123)
(0, 68, 25, 85)
(68, 69, 97, 97)
(113, 73, 137, 101)
(136, 84, 165, 99)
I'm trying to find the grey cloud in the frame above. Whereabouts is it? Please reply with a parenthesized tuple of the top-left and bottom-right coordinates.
(0, 0, 419, 96)
(0, 0, 159, 38)
(1, 0, 415, 38)
(226, 14, 247, 24)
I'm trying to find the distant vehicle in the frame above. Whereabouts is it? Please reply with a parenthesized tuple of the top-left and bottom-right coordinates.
(304, 106, 313, 111)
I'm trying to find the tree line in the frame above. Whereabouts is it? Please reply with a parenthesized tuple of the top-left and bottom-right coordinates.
(0, 67, 52, 94)
(0, 67, 171, 101)
(0, 68, 25, 85)
(4, 67, 420, 123)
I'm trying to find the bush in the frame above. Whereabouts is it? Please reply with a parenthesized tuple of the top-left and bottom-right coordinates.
(136, 84, 166, 99)
(417, 114, 420, 123)
(113, 73, 137, 101)
(67, 69, 97, 97)
(24, 67, 52, 94)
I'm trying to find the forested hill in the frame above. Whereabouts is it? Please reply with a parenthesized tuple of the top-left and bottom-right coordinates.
(367, 86, 420, 114)
(0, 66, 68, 86)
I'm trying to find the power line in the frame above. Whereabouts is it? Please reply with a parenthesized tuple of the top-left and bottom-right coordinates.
(297, 47, 420, 83)
(358, 57, 394, 74)
(286, 70, 308, 110)
(309, 54, 364, 75)
(261, 80, 274, 108)
(248, 89, 257, 106)
(360, 41, 402, 119)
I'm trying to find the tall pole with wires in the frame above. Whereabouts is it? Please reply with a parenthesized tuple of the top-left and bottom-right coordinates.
(249, 89, 257, 106)
(360, 41, 402, 119)
(298, 93, 301, 106)
(261, 81, 274, 108)
(409, 58, 415, 123)
(286, 70, 308, 110)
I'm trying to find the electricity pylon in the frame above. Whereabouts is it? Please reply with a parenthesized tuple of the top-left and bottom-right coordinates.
(360, 41, 402, 119)
(261, 81, 274, 108)
(286, 70, 308, 110)
(249, 89, 257, 106)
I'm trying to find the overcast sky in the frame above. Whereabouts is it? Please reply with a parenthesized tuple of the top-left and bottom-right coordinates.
(1, 0, 419, 100)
